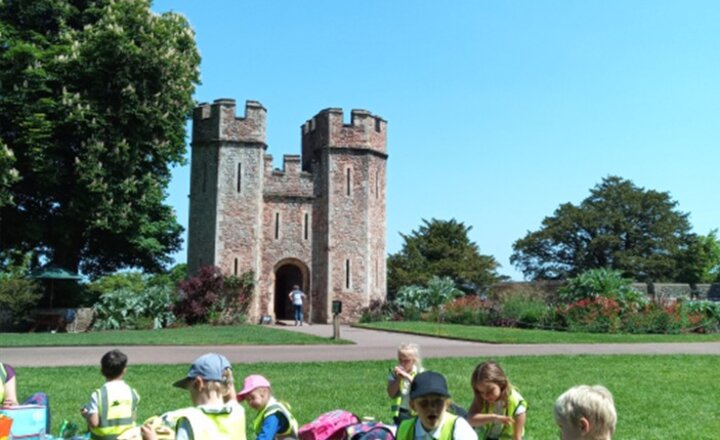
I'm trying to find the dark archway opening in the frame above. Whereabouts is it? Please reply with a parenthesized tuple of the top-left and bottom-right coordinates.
(274, 264, 303, 320)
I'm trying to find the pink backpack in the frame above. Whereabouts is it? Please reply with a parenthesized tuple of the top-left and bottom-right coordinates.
(299, 410, 360, 440)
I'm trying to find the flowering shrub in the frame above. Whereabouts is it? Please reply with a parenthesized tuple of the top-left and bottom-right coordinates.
(558, 268, 647, 312)
(173, 266, 255, 325)
(564, 297, 622, 333)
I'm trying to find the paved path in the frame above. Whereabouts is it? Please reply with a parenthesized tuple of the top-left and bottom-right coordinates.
(2, 324, 719, 367)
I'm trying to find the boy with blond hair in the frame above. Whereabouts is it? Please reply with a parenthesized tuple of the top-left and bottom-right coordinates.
(553, 385, 616, 440)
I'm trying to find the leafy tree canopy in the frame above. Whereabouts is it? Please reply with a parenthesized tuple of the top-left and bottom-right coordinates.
(511, 176, 696, 282)
(675, 230, 720, 284)
(0, 0, 200, 277)
(387, 218, 504, 298)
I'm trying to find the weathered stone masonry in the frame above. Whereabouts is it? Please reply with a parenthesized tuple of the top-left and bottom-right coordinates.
(187, 99, 387, 323)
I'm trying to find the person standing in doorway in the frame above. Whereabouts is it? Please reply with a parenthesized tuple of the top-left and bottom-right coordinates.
(288, 285, 306, 326)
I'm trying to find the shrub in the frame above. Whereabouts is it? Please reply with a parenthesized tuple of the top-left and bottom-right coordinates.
(0, 253, 42, 327)
(441, 295, 493, 325)
(359, 299, 399, 323)
(564, 297, 622, 333)
(558, 268, 647, 311)
(93, 284, 176, 330)
(0, 277, 42, 327)
(173, 266, 255, 326)
(499, 294, 549, 328)
(393, 276, 464, 320)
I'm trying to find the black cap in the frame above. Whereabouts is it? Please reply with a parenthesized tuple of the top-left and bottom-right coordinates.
(410, 371, 451, 399)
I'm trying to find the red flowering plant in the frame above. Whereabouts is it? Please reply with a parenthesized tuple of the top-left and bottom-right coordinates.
(565, 296, 622, 333)
(173, 266, 255, 325)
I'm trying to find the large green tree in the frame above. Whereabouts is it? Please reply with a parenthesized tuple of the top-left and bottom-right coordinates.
(0, 0, 200, 276)
(511, 176, 696, 281)
(387, 218, 504, 298)
(676, 230, 720, 285)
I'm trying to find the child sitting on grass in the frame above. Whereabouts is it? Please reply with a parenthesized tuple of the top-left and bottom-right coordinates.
(141, 353, 245, 440)
(467, 361, 527, 440)
(396, 371, 477, 440)
(237, 374, 298, 440)
(81, 349, 140, 440)
(387, 343, 424, 425)
(553, 385, 616, 440)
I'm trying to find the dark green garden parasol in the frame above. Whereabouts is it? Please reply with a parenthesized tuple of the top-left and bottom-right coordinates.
(29, 265, 82, 308)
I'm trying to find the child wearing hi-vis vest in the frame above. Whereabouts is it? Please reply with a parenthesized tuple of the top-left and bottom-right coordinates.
(387, 343, 424, 425)
(81, 349, 140, 440)
(141, 353, 246, 440)
(237, 374, 298, 440)
(396, 371, 477, 440)
(467, 361, 527, 440)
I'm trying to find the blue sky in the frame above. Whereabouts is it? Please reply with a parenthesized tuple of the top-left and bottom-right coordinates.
(153, 1, 720, 280)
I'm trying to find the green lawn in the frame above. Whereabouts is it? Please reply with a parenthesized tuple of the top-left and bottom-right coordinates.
(16, 355, 719, 439)
(357, 321, 720, 343)
(0, 325, 349, 347)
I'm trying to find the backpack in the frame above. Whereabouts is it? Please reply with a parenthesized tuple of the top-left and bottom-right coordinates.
(299, 410, 359, 440)
(342, 422, 395, 440)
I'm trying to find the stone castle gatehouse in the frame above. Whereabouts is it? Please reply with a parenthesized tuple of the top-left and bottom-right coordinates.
(187, 99, 387, 323)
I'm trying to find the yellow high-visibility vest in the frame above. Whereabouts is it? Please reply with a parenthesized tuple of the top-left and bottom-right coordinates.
(396, 414, 458, 440)
(89, 381, 139, 440)
(252, 397, 298, 440)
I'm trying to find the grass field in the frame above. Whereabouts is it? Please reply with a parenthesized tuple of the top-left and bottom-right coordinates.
(15, 354, 720, 439)
(357, 321, 720, 343)
(0, 325, 349, 347)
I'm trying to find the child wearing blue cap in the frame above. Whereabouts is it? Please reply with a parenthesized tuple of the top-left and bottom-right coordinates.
(141, 353, 246, 440)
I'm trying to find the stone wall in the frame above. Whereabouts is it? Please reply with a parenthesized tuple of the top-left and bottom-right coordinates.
(489, 281, 720, 302)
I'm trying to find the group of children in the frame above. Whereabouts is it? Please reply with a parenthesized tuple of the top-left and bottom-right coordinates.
(386, 343, 617, 440)
(20, 343, 614, 440)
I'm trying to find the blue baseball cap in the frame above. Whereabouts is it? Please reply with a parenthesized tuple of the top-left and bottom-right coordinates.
(173, 353, 232, 389)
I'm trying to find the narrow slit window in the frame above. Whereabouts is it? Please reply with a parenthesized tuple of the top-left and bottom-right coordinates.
(375, 258, 378, 287)
(375, 170, 379, 199)
(275, 213, 280, 239)
(304, 213, 309, 240)
(346, 168, 351, 196)
(236, 162, 242, 193)
(202, 162, 207, 193)
(345, 259, 350, 289)
(234, 258, 238, 276)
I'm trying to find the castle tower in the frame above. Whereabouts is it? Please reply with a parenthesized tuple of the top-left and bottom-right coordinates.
(187, 99, 266, 303)
(188, 99, 386, 323)
(302, 108, 388, 322)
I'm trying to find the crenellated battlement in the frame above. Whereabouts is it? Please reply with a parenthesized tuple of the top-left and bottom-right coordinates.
(263, 154, 313, 198)
(301, 108, 386, 170)
(193, 99, 266, 145)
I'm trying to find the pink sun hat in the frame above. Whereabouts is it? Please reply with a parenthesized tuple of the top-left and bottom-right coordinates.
(237, 374, 271, 401)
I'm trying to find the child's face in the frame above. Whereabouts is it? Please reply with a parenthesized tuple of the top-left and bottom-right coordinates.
(398, 352, 415, 371)
(410, 394, 449, 431)
(245, 387, 270, 411)
(474, 381, 502, 403)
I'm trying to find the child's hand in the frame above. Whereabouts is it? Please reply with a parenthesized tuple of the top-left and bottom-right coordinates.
(141, 423, 158, 440)
(393, 366, 412, 380)
(2, 398, 18, 408)
(495, 415, 514, 425)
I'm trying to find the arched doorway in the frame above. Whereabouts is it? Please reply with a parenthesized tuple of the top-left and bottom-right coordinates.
(274, 263, 306, 320)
